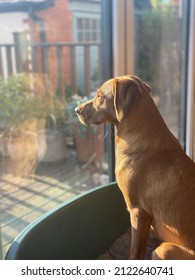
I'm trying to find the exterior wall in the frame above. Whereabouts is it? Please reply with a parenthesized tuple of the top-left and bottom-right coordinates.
(26, 0, 73, 90)
(0, 12, 28, 44)
(0, 12, 29, 77)
(69, 0, 101, 94)
(36, 0, 72, 43)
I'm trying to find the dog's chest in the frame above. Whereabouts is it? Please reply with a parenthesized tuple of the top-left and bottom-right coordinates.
(115, 147, 138, 179)
(115, 152, 134, 179)
(115, 151, 139, 206)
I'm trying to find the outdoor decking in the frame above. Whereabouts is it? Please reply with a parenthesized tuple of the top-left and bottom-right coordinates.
(0, 149, 95, 258)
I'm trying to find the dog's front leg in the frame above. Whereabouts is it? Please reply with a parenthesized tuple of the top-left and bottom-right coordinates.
(129, 208, 152, 260)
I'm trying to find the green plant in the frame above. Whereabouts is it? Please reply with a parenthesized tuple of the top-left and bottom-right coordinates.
(0, 74, 65, 131)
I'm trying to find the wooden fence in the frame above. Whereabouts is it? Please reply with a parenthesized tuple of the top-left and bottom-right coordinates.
(0, 40, 102, 97)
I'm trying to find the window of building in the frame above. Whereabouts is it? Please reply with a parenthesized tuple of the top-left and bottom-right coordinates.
(77, 17, 101, 42)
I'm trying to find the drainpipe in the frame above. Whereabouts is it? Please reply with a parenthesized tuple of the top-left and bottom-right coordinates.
(28, 6, 47, 74)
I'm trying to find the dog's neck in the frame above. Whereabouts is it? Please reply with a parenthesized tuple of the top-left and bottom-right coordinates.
(115, 96, 181, 155)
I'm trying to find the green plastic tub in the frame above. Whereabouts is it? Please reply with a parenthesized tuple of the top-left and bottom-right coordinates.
(5, 182, 129, 260)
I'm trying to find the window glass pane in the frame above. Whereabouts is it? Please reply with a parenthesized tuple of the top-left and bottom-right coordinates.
(85, 18, 90, 29)
(78, 32, 83, 42)
(77, 18, 83, 30)
(92, 18, 97, 30)
(134, 0, 185, 140)
(96, 18, 101, 30)
(86, 32, 91, 41)
(0, 0, 108, 258)
(97, 31, 101, 42)
(92, 32, 98, 42)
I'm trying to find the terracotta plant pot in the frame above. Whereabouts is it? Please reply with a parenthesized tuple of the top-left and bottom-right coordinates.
(72, 123, 104, 163)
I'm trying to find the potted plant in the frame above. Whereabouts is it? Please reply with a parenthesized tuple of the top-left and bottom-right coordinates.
(0, 74, 66, 176)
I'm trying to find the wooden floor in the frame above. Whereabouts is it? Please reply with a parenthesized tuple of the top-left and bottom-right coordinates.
(0, 149, 96, 258)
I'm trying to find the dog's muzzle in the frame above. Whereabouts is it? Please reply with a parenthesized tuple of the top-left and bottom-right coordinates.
(75, 106, 82, 115)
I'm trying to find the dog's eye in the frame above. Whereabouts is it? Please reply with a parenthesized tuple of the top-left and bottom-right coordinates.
(96, 92, 105, 106)
(97, 94, 103, 101)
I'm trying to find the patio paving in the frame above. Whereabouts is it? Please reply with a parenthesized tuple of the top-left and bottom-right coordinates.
(0, 148, 95, 258)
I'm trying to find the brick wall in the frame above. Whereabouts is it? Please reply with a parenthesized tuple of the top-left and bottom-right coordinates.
(27, 0, 73, 96)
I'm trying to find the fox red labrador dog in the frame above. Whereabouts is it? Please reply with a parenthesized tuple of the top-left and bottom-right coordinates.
(75, 75, 195, 260)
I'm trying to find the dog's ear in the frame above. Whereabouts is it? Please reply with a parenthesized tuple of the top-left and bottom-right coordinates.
(142, 81, 151, 94)
(113, 78, 142, 122)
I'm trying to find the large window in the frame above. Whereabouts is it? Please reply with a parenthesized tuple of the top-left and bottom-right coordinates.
(113, 0, 189, 148)
(134, 0, 186, 143)
(0, 0, 111, 258)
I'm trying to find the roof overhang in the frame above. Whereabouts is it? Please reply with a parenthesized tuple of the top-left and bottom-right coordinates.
(0, 0, 54, 13)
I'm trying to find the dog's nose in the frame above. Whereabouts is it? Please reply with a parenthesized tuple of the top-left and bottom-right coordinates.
(75, 106, 82, 115)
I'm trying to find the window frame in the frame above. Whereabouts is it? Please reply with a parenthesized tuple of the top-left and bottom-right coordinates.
(112, 0, 134, 76)
(101, 0, 115, 181)
(185, 0, 195, 159)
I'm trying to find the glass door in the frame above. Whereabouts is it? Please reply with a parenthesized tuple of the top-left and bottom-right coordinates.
(113, 0, 190, 148)
(0, 0, 112, 258)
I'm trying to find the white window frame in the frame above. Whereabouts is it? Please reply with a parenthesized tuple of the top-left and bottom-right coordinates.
(186, 0, 195, 159)
(112, 0, 134, 77)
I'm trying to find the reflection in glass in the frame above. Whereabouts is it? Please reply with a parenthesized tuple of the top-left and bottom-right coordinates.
(0, 0, 108, 257)
(134, 0, 184, 139)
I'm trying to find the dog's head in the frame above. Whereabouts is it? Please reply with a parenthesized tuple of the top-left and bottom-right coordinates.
(75, 75, 151, 126)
